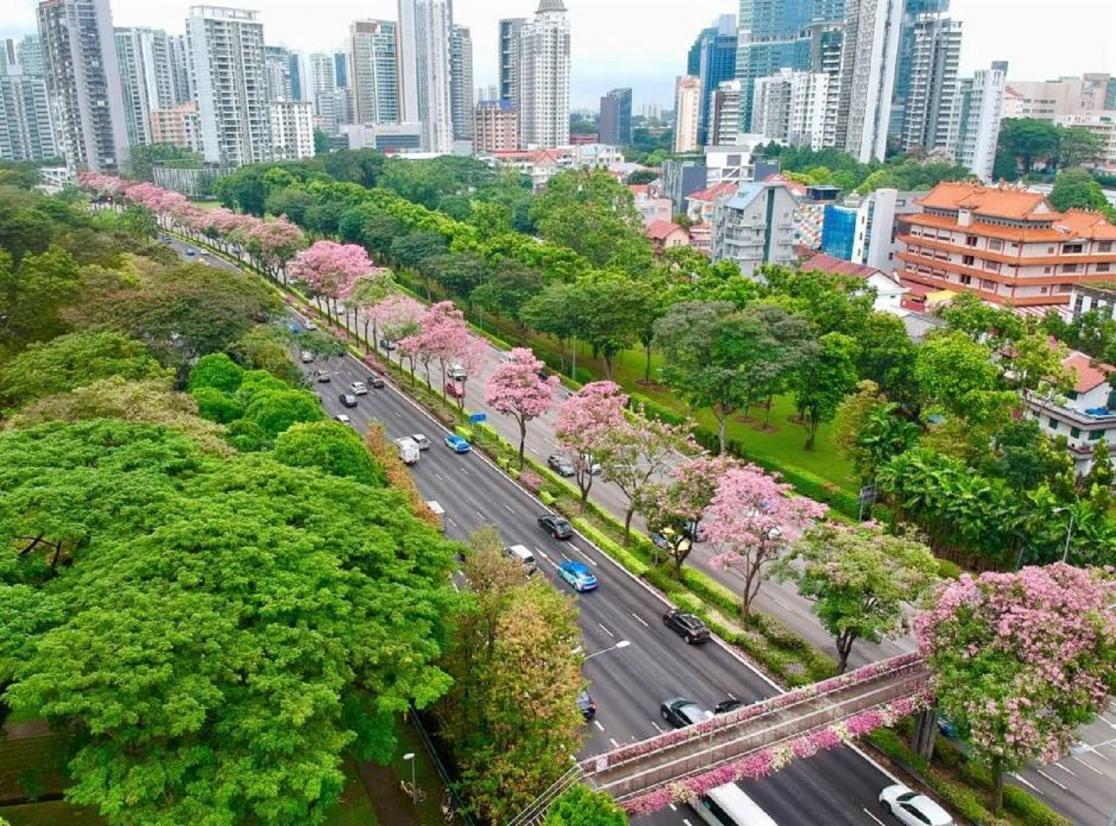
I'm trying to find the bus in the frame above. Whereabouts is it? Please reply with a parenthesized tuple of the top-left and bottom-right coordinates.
(689, 783, 779, 826)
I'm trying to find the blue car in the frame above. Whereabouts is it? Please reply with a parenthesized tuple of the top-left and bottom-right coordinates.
(557, 560, 598, 592)
(444, 434, 471, 454)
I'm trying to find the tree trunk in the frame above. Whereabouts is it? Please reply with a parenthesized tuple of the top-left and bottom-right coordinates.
(912, 709, 938, 761)
(363, 319, 370, 352)
(603, 353, 614, 381)
(717, 412, 727, 455)
(518, 419, 527, 468)
(992, 760, 1004, 813)
(644, 343, 653, 382)
(836, 631, 856, 673)
(805, 415, 818, 450)
(623, 507, 635, 545)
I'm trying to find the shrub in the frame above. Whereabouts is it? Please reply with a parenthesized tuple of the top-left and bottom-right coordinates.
(191, 386, 245, 424)
(1003, 786, 1072, 826)
(571, 518, 649, 577)
(936, 558, 964, 579)
(540, 490, 556, 506)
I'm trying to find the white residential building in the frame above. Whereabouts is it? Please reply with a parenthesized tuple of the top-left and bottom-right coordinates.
(946, 61, 1008, 181)
(891, 8, 962, 155)
(837, 0, 902, 163)
(708, 79, 742, 146)
(1025, 350, 1116, 476)
(349, 21, 399, 125)
(150, 101, 203, 153)
(114, 27, 175, 147)
(711, 180, 800, 277)
(269, 99, 314, 160)
(450, 25, 474, 140)
(263, 44, 293, 102)
(186, 6, 271, 166)
(0, 37, 56, 162)
(1002, 74, 1116, 121)
(308, 52, 340, 134)
(673, 75, 701, 153)
(1053, 112, 1116, 173)
(167, 34, 192, 104)
(37, 0, 129, 172)
(518, 0, 570, 149)
(751, 69, 832, 151)
(397, 0, 454, 153)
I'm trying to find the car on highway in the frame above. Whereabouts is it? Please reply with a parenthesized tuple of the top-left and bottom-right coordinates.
(350, 381, 368, 396)
(300, 351, 314, 364)
(714, 699, 742, 715)
(339, 393, 358, 408)
(445, 382, 465, 399)
(651, 531, 692, 555)
(663, 609, 711, 644)
(411, 433, 431, 450)
(879, 784, 954, 826)
(660, 697, 713, 729)
(304, 320, 317, 331)
(577, 690, 597, 722)
(315, 371, 331, 383)
(334, 414, 353, 426)
(368, 373, 386, 389)
(504, 544, 537, 575)
(444, 434, 471, 454)
(547, 454, 575, 477)
(185, 248, 197, 256)
(448, 363, 468, 380)
(379, 338, 397, 351)
(683, 520, 708, 543)
(557, 560, 598, 592)
(538, 514, 573, 539)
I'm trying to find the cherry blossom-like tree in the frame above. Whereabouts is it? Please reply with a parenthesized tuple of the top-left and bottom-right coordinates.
(288, 241, 375, 322)
(555, 381, 629, 505)
(485, 348, 560, 465)
(915, 563, 1116, 811)
(706, 466, 827, 617)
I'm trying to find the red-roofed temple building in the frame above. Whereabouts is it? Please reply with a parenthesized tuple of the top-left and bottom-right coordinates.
(896, 182, 1116, 312)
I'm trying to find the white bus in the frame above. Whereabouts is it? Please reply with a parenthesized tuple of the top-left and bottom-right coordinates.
(690, 783, 778, 826)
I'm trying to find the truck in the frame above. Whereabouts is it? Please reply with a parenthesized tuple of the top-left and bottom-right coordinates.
(395, 436, 421, 465)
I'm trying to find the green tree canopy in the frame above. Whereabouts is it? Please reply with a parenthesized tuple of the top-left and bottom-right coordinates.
(273, 421, 387, 487)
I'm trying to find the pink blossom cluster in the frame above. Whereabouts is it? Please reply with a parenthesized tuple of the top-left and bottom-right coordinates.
(288, 240, 377, 300)
(915, 563, 1115, 768)
(485, 348, 560, 421)
(618, 695, 928, 816)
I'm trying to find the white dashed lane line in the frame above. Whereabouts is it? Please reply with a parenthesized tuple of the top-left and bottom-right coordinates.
(597, 623, 614, 637)
(631, 612, 649, 628)
(593, 720, 604, 732)
(1035, 769, 1067, 791)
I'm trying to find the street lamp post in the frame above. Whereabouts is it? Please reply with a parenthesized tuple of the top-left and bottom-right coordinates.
(402, 752, 416, 803)
(1051, 507, 1076, 564)
(584, 640, 631, 660)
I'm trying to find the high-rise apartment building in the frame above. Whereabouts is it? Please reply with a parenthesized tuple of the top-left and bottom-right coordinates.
(673, 75, 701, 153)
(288, 52, 304, 100)
(37, 0, 129, 172)
(687, 15, 737, 145)
(308, 52, 339, 133)
(498, 18, 525, 105)
(735, 1, 818, 130)
(474, 99, 519, 152)
(599, 87, 632, 145)
(946, 61, 1008, 181)
(837, 0, 903, 163)
(450, 25, 474, 140)
(150, 101, 203, 152)
(518, 0, 571, 149)
(708, 79, 742, 146)
(398, 0, 454, 153)
(264, 45, 294, 101)
(167, 34, 192, 104)
(115, 28, 175, 147)
(269, 99, 314, 160)
(0, 36, 57, 161)
(333, 52, 348, 89)
(186, 5, 271, 166)
(891, 0, 962, 154)
(1003, 74, 1116, 121)
(349, 20, 398, 124)
(751, 69, 832, 151)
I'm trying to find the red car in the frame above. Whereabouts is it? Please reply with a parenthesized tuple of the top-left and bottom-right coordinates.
(445, 381, 465, 399)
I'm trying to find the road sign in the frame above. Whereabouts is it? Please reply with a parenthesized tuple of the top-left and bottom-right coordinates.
(469, 412, 487, 424)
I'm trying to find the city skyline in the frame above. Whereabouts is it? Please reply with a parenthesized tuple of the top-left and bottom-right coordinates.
(5, 0, 1114, 109)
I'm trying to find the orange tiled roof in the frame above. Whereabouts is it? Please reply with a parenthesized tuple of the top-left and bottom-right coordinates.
(1064, 351, 1115, 394)
(903, 210, 1116, 243)
(687, 182, 737, 203)
(763, 172, 808, 197)
(918, 182, 1056, 222)
(800, 252, 891, 282)
(629, 184, 650, 198)
(1059, 210, 1116, 241)
(645, 220, 687, 241)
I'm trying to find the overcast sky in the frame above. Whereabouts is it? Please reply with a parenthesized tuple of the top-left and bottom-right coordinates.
(5, 0, 1115, 108)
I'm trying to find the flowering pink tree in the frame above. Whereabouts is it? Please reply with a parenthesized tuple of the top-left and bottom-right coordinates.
(915, 563, 1116, 811)
(555, 381, 629, 505)
(288, 241, 375, 322)
(344, 270, 396, 350)
(706, 467, 827, 617)
(402, 301, 481, 404)
(636, 454, 739, 574)
(370, 295, 425, 371)
(485, 348, 560, 465)
(239, 216, 306, 282)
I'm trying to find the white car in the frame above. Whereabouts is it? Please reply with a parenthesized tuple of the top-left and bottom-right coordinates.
(411, 434, 431, 451)
(334, 414, 353, 426)
(304, 320, 317, 331)
(350, 381, 368, 396)
(300, 351, 314, 364)
(448, 363, 468, 381)
(879, 785, 953, 826)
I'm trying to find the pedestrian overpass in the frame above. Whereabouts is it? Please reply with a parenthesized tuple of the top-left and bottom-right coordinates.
(509, 653, 930, 824)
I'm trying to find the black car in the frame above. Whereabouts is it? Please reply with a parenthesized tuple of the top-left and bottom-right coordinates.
(660, 697, 711, 729)
(663, 609, 711, 644)
(538, 514, 574, 539)
(577, 690, 597, 722)
(339, 393, 358, 408)
(547, 454, 575, 477)
(368, 373, 386, 389)
(714, 699, 742, 715)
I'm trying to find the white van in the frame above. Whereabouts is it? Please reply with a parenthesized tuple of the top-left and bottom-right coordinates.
(690, 784, 778, 826)
(426, 500, 446, 532)
(503, 544, 537, 575)
(395, 436, 421, 465)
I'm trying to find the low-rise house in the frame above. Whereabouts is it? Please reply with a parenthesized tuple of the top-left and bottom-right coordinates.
(646, 220, 690, 255)
(631, 183, 672, 226)
(799, 252, 908, 315)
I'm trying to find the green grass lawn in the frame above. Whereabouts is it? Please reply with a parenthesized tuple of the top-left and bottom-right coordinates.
(324, 759, 378, 826)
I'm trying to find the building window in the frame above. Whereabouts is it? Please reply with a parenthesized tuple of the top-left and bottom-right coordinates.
(1071, 427, 1082, 438)
(1048, 246, 1056, 254)
(1098, 263, 1111, 273)
(1062, 263, 1079, 274)
(988, 239, 1003, 252)
(1099, 241, 1113, 253)
(1089, 429, 1106, 441)
(1041, 286, 1049, 294)
(1044, 266, 1052, 273)
(1055, 283, 1072, 293)
(966, 235, 978, 247)
(1063, 243, 1084, 254)
(962, 254, 975, 266)
(1049, 418, 1060, 430)
(985, 260, 1001, 272)
(960, 274, 972, 285)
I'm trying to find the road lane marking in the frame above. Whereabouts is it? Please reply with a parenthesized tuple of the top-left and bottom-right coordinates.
(460, 466, 470, 475)
(668, 803, 677, 811)
(1011, 772, 1042, 793)
(593, 720, 604, 732)
(609, 738, 619, 748)
(1054, 762, 1076, 776)
(631, 612, 649, 627)
(1035, 769, 1067, 790)
(726, 692, 737, 701)
(1083, 743, 1110, 761)
(597, 622, 614, 637)
(862, 809, 887, 826)
(650, 721, 663, 733)
(1071, 756, 1104, 775)
(682, 819, 693, 826)
(503, 504, 516, 514)
(570, 544, 599, 566)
